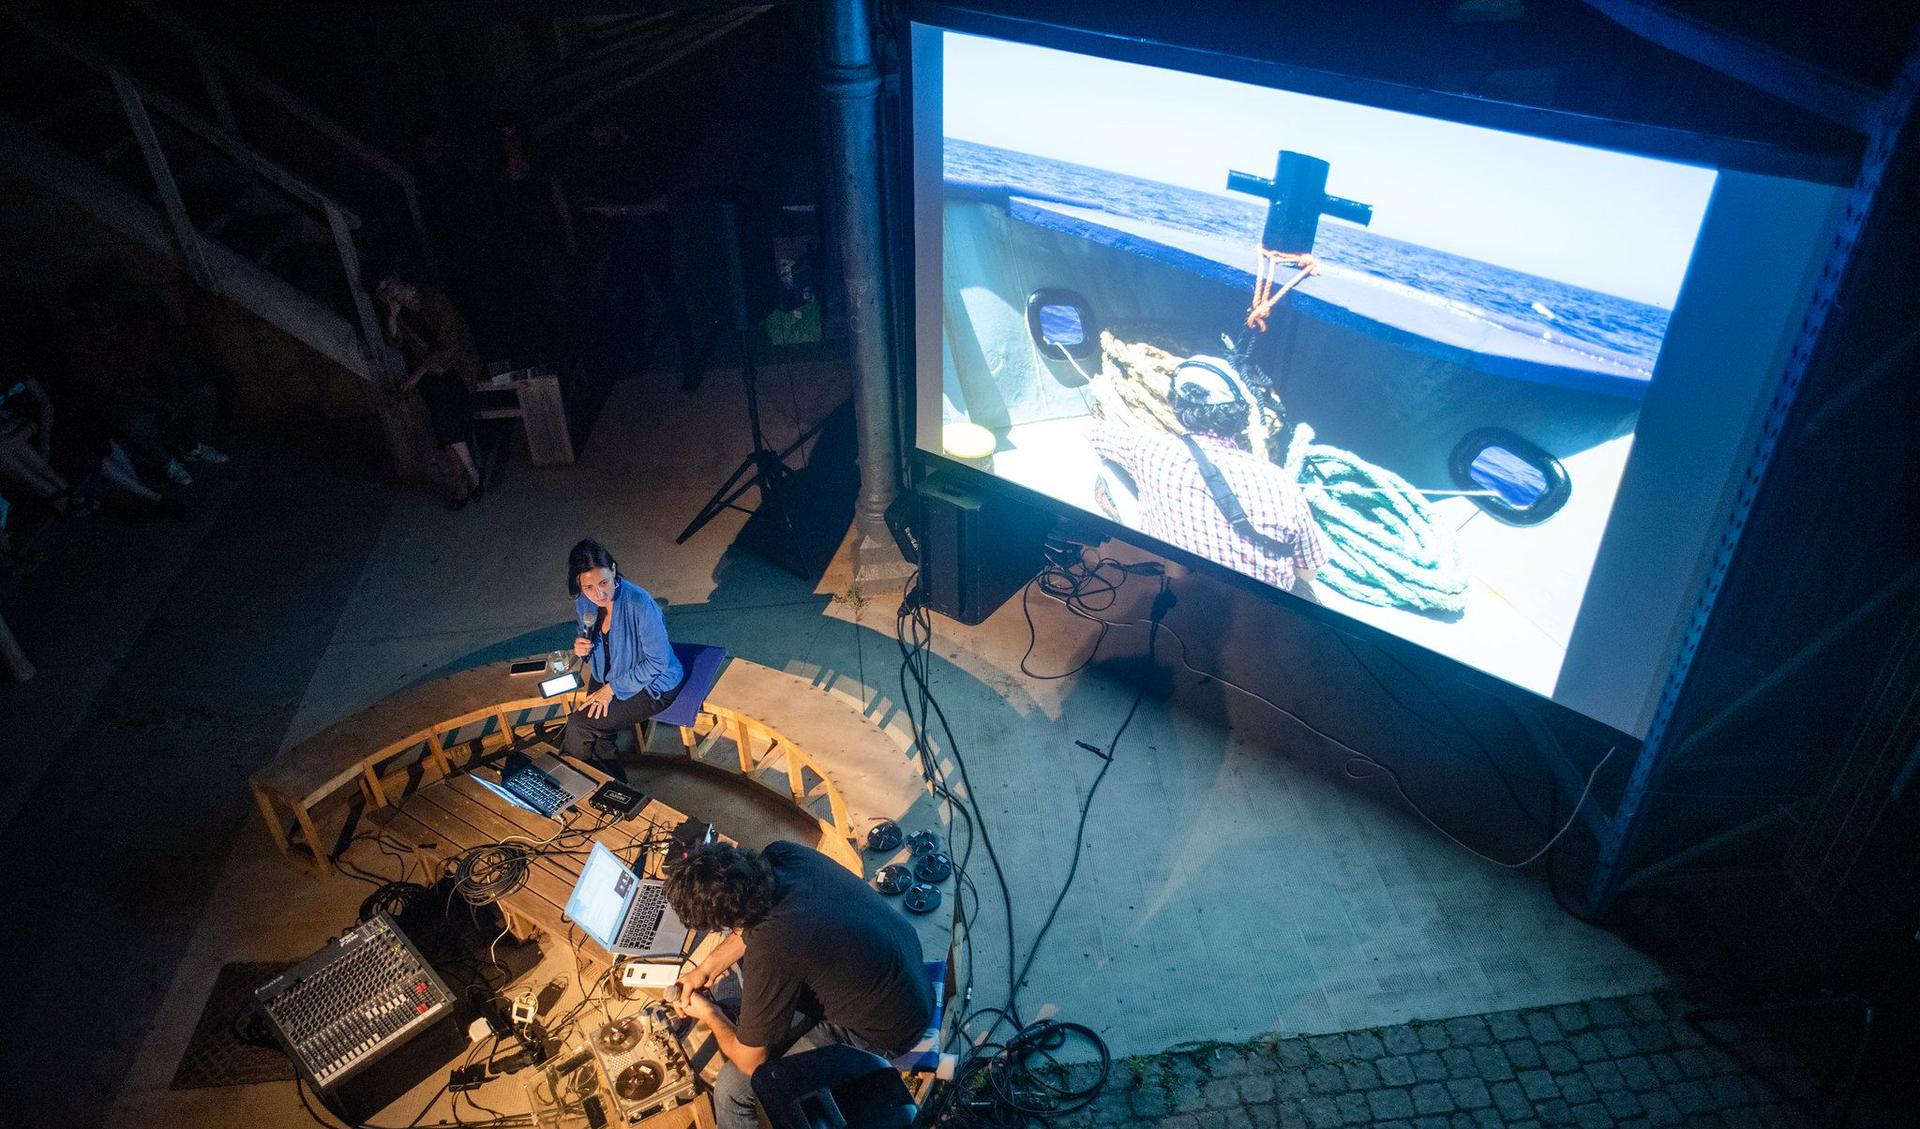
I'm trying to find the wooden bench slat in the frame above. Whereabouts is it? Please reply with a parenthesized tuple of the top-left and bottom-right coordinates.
(429, 781, 622, 870)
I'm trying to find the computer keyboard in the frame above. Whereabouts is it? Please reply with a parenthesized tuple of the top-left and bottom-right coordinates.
(616, 883, 668, 950)
(257, 914, 456, 1088)
(505, 765, 570, 817)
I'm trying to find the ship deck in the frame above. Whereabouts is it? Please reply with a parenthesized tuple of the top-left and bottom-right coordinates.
(987, 414, 1631, 699)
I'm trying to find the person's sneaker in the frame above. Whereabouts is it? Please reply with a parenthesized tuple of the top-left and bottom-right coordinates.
(186, 443, 229, 464)
(164, 458, 193, 486)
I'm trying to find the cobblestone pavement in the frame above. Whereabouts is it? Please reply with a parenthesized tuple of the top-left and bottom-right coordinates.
(1055, 992, 1895, 1129)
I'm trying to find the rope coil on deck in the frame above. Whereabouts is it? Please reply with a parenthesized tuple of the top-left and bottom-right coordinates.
(1285, 423, 1468, 615)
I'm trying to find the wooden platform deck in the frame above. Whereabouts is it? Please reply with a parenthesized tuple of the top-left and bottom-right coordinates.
(135, 653, 953, 1129)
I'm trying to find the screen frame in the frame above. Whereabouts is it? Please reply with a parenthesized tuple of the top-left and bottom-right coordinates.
(539, 671, 582, 699)
(896, 12, 1844, 744)
(902, 3, 1855, 185)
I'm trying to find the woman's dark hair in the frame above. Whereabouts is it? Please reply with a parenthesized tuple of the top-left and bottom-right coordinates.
(566, 538, 618, 596)
(1169, 380, 1251, 443)
(663, 842, 778, 931)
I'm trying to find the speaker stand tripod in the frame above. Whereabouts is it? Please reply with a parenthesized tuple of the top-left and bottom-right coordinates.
(675, 329, 823, 546)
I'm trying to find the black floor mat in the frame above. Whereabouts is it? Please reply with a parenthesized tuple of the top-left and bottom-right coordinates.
(168, 961, 295, 1091)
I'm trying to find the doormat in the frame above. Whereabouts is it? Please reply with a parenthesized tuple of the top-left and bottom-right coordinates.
(169, 961, 296, 1090)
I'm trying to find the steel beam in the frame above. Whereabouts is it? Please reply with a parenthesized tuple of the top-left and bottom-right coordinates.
(110, 70, 213, 289)
(1580, 0, 1881, 132)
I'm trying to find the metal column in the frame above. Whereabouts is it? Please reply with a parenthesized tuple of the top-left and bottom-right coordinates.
(820, 0, 911, 585)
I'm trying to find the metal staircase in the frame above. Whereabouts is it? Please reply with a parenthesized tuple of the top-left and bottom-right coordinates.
(0, 1, 772, 420)
(0, 2, 419, 386)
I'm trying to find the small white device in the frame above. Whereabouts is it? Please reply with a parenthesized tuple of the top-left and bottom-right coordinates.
(619, 960, 681, 990)
(539, 671, 582, 698)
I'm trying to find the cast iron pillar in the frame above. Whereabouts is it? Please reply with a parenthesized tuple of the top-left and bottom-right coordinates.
(820, 0, 912, 587)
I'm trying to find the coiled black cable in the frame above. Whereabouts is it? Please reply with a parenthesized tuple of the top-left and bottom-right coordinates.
(448, 844, 529, 906)
(918, 1018, 1111, 1127)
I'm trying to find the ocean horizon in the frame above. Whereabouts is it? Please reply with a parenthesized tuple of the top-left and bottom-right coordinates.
(945, 137, 1672, 371)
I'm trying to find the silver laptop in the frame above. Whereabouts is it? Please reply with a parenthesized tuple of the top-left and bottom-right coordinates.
(472, 748, 596, 820)
(565, 840, 692, 959)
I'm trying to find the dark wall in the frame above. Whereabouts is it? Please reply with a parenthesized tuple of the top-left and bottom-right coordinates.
(1598, 67, 1920, 992)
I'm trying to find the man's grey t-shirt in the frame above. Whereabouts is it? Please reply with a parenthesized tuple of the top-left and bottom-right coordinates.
(734, 841, 932, 1053)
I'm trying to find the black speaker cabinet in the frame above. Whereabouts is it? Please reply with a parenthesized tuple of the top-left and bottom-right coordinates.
(916, 471, 1053, 625)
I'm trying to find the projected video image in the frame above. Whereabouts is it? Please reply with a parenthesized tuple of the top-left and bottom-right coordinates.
(927, 31, 1716, 697)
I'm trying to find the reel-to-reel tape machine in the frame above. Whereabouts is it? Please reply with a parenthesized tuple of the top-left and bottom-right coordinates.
(526, 1004, 697, 1127)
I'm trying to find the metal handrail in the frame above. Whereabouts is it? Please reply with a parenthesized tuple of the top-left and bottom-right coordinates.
(127, 0, 431, 273)
(4, 8, 359, 227)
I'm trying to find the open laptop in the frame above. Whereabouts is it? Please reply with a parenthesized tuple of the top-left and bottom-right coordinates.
(565, 840, 691, 959)
(471, 747, 596, 820)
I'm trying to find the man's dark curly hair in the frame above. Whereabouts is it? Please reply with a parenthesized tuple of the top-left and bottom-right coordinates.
(1169, 380, 1251, 444)
(663, 842, 779, 931)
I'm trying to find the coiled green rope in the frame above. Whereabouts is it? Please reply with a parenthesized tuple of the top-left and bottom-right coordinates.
(1283, 423, 1468, 615)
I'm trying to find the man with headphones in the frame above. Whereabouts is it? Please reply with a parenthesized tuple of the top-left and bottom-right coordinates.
(1089, 357, 1328, 594)
(562, 538, 685, 778)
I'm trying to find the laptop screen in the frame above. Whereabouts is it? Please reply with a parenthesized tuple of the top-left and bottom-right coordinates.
(471, 772, 543, 816)
(566, 841, 638, 949)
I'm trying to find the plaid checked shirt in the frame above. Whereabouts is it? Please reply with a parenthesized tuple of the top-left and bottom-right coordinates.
(1090, 421, 1329, 592)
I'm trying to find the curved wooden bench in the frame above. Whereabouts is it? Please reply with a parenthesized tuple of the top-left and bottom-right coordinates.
(250, 660, 883, 877)
(250, 663, 569, 871)
(646, 701, 861, 872)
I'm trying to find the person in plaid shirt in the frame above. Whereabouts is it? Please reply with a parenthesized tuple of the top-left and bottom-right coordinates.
(1090, 359, 1328, 593)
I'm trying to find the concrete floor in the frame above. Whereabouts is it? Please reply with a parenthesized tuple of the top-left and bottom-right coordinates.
(0, 353, 1667, 1128)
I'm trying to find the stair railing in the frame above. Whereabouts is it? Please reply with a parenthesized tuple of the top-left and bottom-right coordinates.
(1, 6, 398, 387)
(127, 0, 434, 281)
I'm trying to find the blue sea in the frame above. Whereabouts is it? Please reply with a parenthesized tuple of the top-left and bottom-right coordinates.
(946, 138, 1672, 371)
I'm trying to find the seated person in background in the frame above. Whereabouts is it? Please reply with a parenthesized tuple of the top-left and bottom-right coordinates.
(665, 840, 933, 1129)
(1089, 361, 1327, 594)
(378, 271, 485, 509)
(561, 538, 684, 777)
(0, 378, 94, 516)
(64, 276, 227, 487)
(25, 293, 190, 523)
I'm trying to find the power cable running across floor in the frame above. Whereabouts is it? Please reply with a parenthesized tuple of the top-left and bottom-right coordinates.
(896, 558, 1151, 1125)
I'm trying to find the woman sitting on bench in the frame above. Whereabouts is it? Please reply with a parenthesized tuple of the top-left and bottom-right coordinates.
(562, 538, 684, 779)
